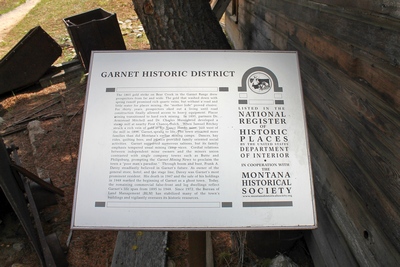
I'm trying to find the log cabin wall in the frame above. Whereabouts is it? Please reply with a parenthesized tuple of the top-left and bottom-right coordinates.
(225, 0, 400, 265)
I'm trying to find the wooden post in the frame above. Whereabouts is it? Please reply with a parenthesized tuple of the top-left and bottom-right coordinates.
(188, 231, 214, 267)
(188, 231, 206, 267)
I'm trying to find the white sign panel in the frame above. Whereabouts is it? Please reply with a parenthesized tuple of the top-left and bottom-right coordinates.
(72, 51, 317, 230)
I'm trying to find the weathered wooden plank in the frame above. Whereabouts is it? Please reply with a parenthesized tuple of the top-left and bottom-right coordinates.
(240, 0, 400, 109)
(298, 52, 400, 207)
(226, 0, 400, 265)
(316, 0, 400, 19)
(235, 7, 270, 49)
(237, 4, 287, 50)
(304, 201, 358, 267)
(231, 1, 290, 50)
(309, 131, 400, 265)
(301, 71, 400, 195)
(296, 49, 400, 152)
(304, 97, 400, 253)
(284, 21, 400, 110)
(111, 231, 167, 267)
(247, 0, 400, 65)
(224, 19, 242, 48)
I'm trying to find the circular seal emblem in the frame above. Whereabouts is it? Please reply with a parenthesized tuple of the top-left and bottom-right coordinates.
(247, 71, 272, 94)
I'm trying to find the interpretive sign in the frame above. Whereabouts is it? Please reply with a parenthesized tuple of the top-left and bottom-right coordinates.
(72, 51, 316, 230)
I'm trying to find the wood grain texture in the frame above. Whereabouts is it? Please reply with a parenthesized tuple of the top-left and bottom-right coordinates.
(226, 0, 400, 264)
(305, 96, 400, 252)
(240, 0, 400, 108)
(309, 131, 400, 265)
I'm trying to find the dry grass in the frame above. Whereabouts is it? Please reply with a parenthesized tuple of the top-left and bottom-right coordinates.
(0, 0, 25, 15)
(0, 0, 149, 62)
